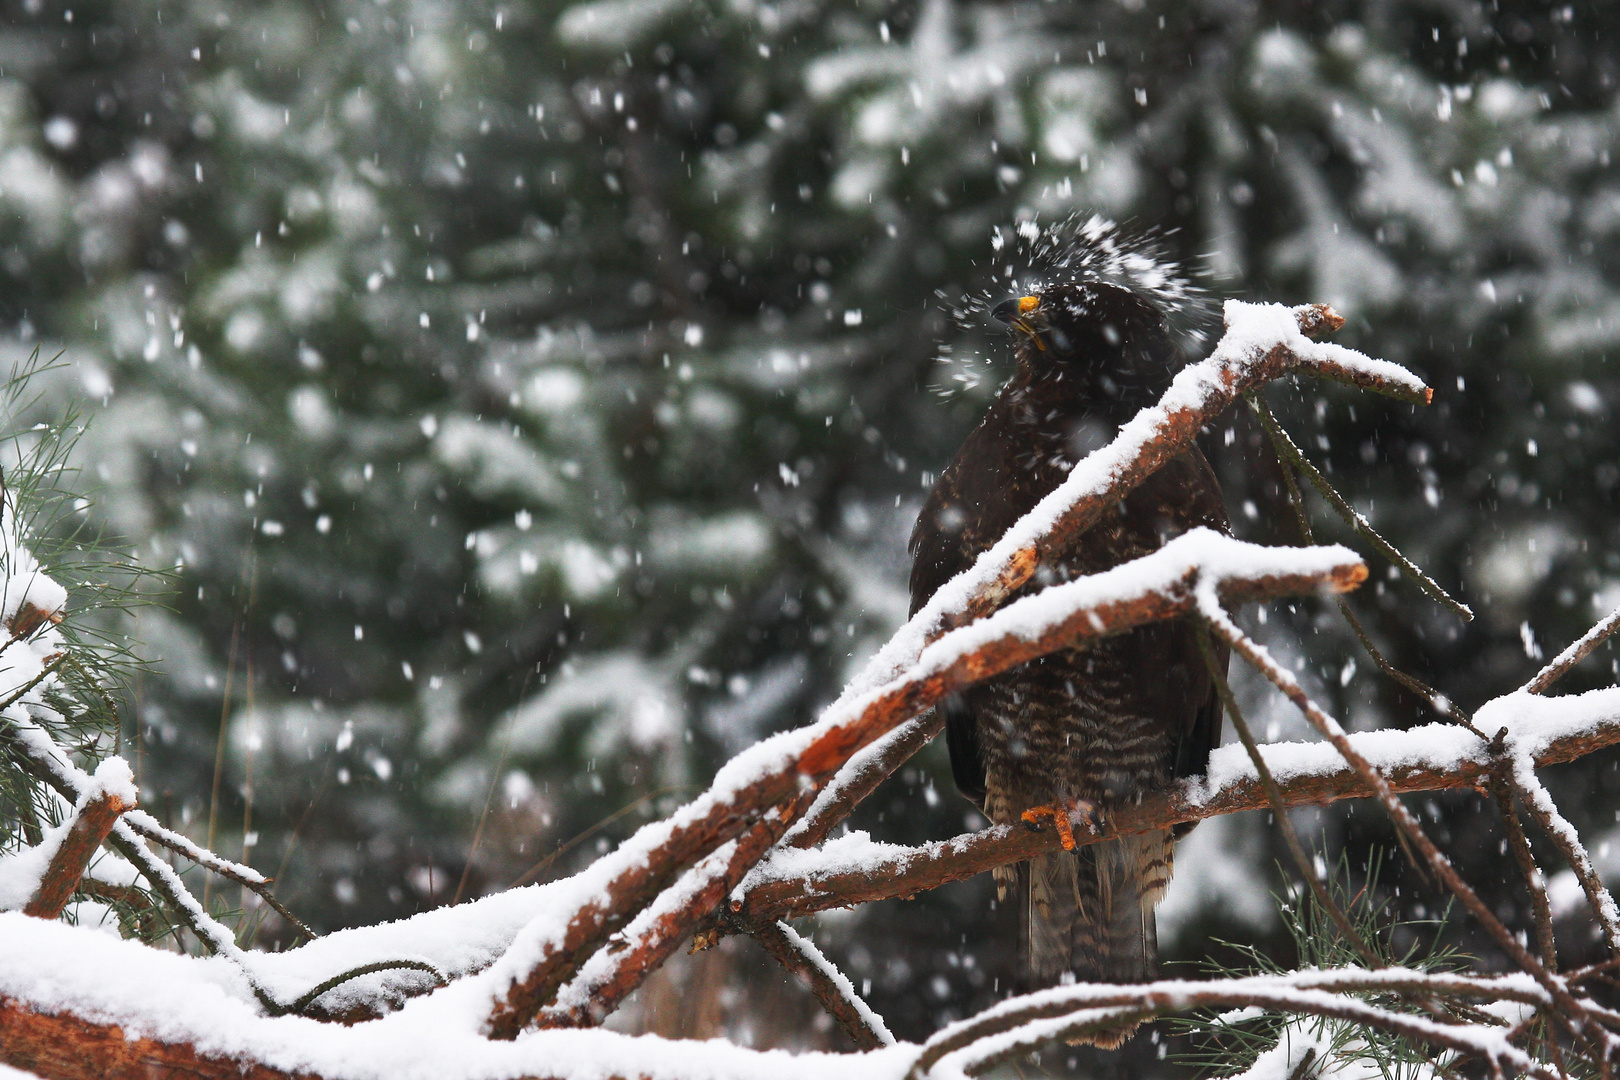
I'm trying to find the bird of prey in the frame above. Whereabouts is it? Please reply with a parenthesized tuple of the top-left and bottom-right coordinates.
(909, 280, 1230, 1024)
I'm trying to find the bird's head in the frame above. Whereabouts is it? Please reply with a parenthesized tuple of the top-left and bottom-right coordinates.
(991, 281, 1177, 415)
(991, 281, 1166, 359)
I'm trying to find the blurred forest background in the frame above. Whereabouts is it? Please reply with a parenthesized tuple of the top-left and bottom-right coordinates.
(3, 0, 1620, 1071)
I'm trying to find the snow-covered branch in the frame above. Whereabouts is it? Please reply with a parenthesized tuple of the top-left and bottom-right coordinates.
(482, 529, 1366, 1036)
(19, 760, 135, 920)
(916, 301, 1426, 639)
(0, 914, 1582, 1080)
(733, 685, 1620, 922)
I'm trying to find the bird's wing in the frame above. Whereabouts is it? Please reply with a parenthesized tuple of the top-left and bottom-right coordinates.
(941, 692, 987, 808)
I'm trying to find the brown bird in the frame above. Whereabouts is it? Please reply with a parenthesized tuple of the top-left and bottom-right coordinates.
(909, 281, 1230, 1030)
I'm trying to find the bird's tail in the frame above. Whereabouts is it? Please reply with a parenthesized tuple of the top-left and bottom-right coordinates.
(1015, 830, 1173, 1044)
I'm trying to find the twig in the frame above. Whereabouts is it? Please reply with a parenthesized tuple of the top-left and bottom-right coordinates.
(787, 712, 944, 851)
(1485, 760, 1558, 971)
(60, 653, 120, 744)
(0, 652, 68, 713)
(1195, 625, 1384, 969)
(1246, 393, 1472, 623)
(1524, 606, 1620, 696)
(1251, 392, 1480, 732)
(120, 812, 315, 941)
(1504, 751, 1620, 957)
(743, 918, 894, 1050)
(1195, 588, 1591, 1031)
(277, 960, 447, 1018)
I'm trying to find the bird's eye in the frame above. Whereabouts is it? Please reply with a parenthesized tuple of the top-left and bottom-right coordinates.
(1102, 323, 1121, 346)
(1017, 295, 1039, 315)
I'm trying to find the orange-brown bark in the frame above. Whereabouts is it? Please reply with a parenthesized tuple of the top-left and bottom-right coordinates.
(483, 555, 1364, 1037)
(735, 710, 1620, 922)
(24, 788, 135, 920)
(0, 995, 303, 1080)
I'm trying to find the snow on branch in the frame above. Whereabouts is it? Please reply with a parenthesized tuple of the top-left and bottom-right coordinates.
(906, 301, 1427, 640)
(0, 913, 1576, 1080)
(480, 529, 1365, 1037)
(906, 968, 1556, 1080)
(733, 685, 1620, 922)
(1523, 602, 1620, 695)
(740, 919, 896, 1051)
(19, 759, 135, 919)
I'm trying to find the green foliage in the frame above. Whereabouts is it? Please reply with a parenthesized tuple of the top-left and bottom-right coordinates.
(0, 350, 165, 938)
(1176, 853, 1475, 1080)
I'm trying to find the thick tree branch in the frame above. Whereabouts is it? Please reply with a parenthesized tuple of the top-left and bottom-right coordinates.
(23, 765, 136, 920)
(481, 532, 1366, 1036)
(934, 302, 1426, 634)
(733, 692, 1620, 923)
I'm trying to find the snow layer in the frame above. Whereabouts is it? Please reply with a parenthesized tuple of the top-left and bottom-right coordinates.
(0, 914, 910, 1080)
(0, 758, 136, 910)
(1194, 685, 1620, 804)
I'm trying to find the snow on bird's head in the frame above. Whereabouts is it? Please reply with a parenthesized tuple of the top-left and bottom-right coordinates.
(984, 216, 1210, 340)
(934, 215, 1213, 396)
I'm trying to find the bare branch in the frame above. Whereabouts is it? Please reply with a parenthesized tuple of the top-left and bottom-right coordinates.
(1486, 769, 1558, 970)
(743, 919, 894, 1050)
(1524, 605, 1620, 695)
(1247, 393, 1472, 623)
